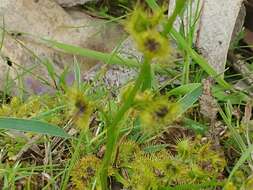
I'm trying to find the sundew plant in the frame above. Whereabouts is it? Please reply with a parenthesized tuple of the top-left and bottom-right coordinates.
(1, 0, 253, 190)
(99, 3, 181, 189)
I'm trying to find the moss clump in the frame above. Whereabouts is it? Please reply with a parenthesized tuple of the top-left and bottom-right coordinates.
(71, 155, 101, 190)
(127, 138, 226, 189)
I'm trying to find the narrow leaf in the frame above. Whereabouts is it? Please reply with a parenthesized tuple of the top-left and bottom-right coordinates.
(228, 143, 253, 181)
(177, 85, 202, 115)
(170, 28, 231, 89)
(145, 0, 161, 11)
(167, 83, 201, 96)
(165, 0, 188, 34)
(0, 117, 69, 138)
(43, 39, 139, 68)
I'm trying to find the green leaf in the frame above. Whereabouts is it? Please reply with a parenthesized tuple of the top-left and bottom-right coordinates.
(44, 59, 56, 83)
(183, 118, 207, 134)
(177, 85, 202, 115)
(43, 39, 139, 68)
(212, 85, 249, 104)
(167, 83, 201, 96)
(73, 56, 81, 89)
(228, 143, 253, 182)
(145, 0, 161, 11)
(0, 117, 70, 138)
(164, 0, 188, 34)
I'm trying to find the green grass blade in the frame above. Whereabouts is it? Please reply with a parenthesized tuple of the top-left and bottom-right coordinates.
(212, 85, 249, 104)
(32, 105, 67, 120)
(177, 85, 202, 115)
(145, 0, 161, 11)
(42, 39, 173, 76)
(0, 117, 69, 138)
(73, 56, 81, 89)
(0, 16, 5, 52)
(165, 0, 188, 34)
(227, 144, 253, 182)
(167, 83, 201, 96)
(44, 59, 56, 83)
(43, 39, 139, 68)
(183, 118, 207, 134)
(170, 28, 231, 89)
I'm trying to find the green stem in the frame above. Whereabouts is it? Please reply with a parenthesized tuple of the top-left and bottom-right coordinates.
(182, 52, 190, 84)
(100, 59, 150, 190)
(141, 59, 152, 91)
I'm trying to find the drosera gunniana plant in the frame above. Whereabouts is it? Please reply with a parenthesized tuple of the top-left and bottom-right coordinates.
(99, 1, 187, 189)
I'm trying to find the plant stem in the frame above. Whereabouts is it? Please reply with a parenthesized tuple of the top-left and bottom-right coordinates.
(141, 59, 152, 91)
(100, 59, 150, 190)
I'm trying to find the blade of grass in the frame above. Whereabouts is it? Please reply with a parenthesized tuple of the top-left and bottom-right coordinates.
(170, 28, 231, 89)
(183, 118, 207, 134)
(0, 117, 69, 138)
(44, 59, 57, 88)
(227, 144, 253, 182)
(42, 39, 170, 75)
(145, 0, 161, 11)
(73, 56, 81, 89)
(167, 83, 201, 96)
(177, 85, 202, 115)
(43, 39, 139, 68)
(212, 85, 249, 104)
(218, 105, 246, 152)
(0, 16, 5, 51)
(164, 0, 188, 34)
(32, 105, 67, 120)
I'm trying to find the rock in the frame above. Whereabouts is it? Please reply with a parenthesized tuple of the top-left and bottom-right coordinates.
(83, 38, 140, 88)
(55, 0, 95, 7)
(196, 0, 244, 74)
(0, 0, 124, 94)
(244, 1, 253, 51)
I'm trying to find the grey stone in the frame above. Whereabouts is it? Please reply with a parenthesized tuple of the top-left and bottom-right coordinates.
(0, 0, 123, 94)
(55, 0, 96, 7)
(195, 0, 244, 74)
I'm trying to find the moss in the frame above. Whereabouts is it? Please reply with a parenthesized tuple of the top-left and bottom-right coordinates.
(112, 138, 226, 189)
(71, 155, 101, 190)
